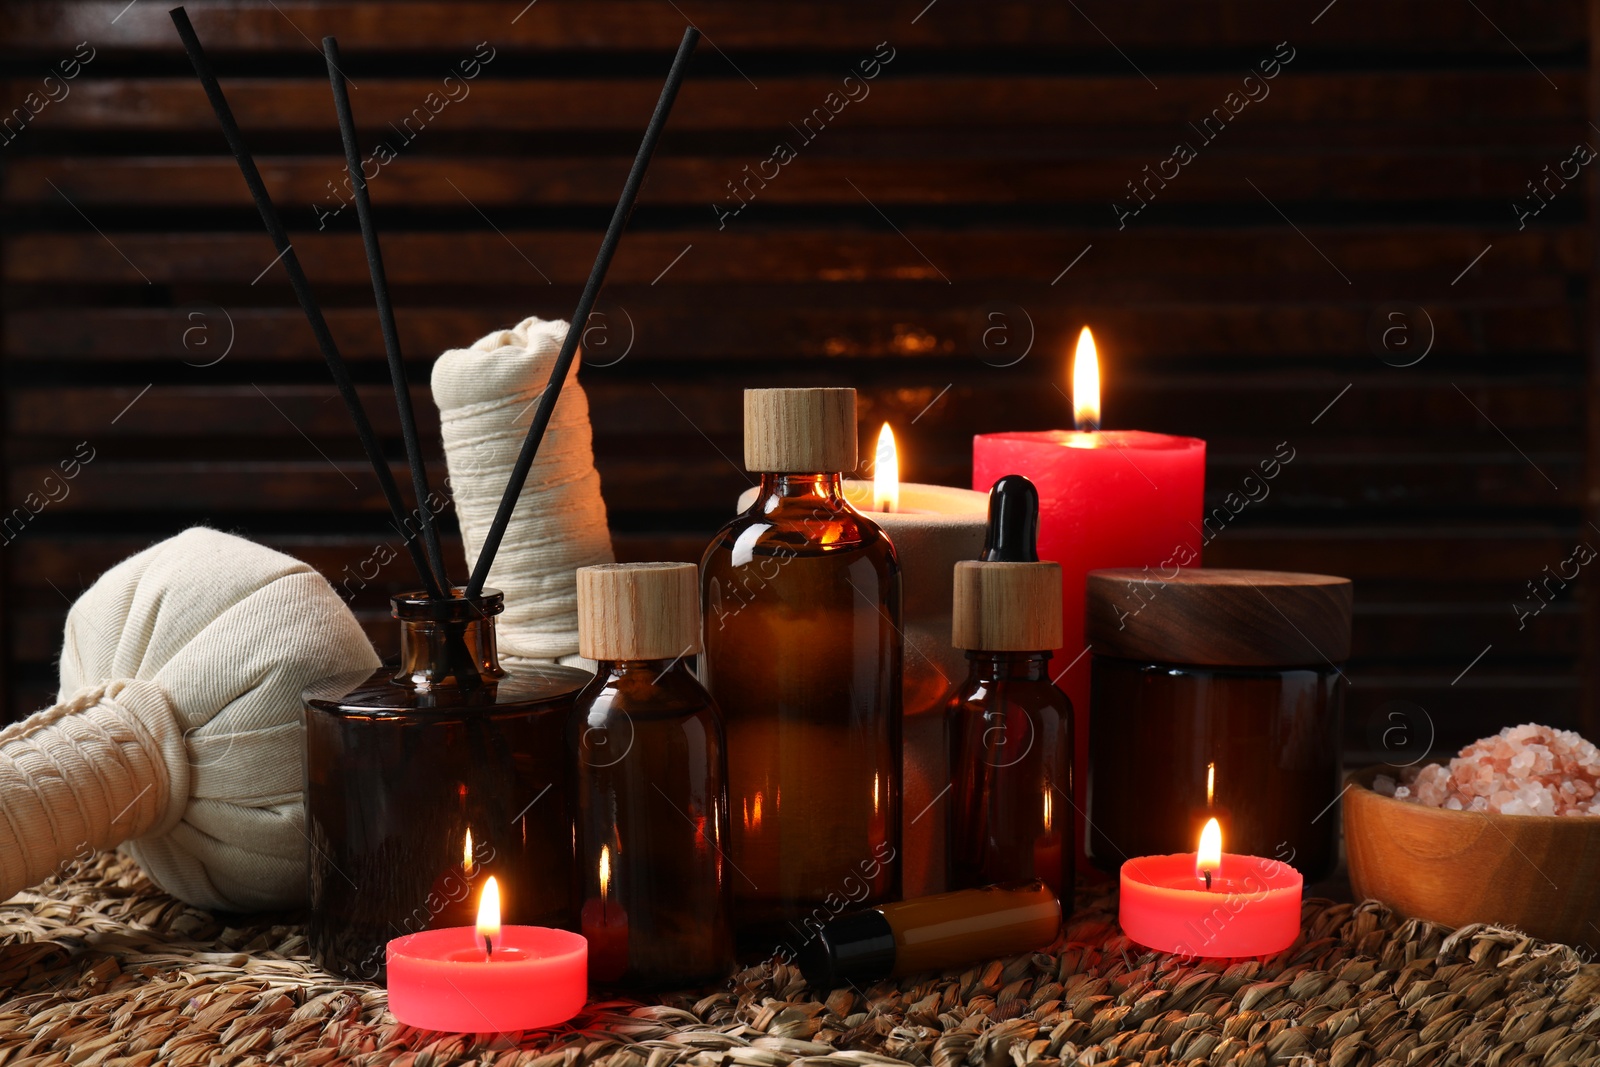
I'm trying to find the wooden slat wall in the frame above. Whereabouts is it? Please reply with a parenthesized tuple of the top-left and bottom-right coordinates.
(0, 0, 1591, 758)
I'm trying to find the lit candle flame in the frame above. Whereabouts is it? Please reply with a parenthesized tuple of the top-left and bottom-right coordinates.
(1206, 763, 1215, 808)
(873, 423, 899, 513)
(1072, 326, 1100, 431)
(1043, 788, 1053, 832)
(1197, 817, 1222, 887)
(477, 875, 501, 958)
(599, 843, 612, 901)
(463, 828, 474, 875)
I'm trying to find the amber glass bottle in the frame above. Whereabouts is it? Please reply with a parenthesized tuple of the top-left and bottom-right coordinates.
(700, 388, 903, 955)
(571, 563, 734, 989)
(947, 476, 1073, 902)
(304, 589, 589, 983)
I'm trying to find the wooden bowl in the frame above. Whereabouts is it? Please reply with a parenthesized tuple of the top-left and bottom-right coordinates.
(1345, 766, 1600, 950)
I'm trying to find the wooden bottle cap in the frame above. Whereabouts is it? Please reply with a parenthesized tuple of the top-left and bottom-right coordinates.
(1086, 568, 1352, 667)
(577, 562, 701, 662)
(952, 561, 1063, 651)
(744, 388, 857, 472)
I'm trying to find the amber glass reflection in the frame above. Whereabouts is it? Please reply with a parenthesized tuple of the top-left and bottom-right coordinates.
(304, 590, 590, 983)
(947, 652, 1073, 903)
(700, 472, 903, 954)
(572, 657, 734, 989)
(1088, 657, 1344, 881)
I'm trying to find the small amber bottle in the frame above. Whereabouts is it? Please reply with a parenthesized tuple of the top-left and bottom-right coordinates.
(947, 476, 1074, 903)
(572, 563, 735, 988)
(700, 387, 903, 955)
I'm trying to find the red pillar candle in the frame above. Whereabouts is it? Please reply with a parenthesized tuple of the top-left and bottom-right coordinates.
(1119, 818, 1303, 958)
(387, 876, 588, 1033)
(971, 328, 1205, 868)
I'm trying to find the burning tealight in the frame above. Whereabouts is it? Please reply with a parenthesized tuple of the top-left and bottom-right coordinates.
(387, 876, 588, 1032)
(1118, 818, 1303, 958)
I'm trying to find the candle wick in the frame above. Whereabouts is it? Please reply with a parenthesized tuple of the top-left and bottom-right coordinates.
(1204, 870, 1212, 891)
(484, 935, 493, 960)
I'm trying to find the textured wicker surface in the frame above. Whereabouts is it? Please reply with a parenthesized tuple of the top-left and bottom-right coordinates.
(1, 854, 1598, 1067)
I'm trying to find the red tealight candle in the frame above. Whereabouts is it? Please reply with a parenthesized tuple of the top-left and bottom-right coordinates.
(972, 328, 1206, 869)
(387, 876, 588, 1032)
(1119, 818, 1303, 958)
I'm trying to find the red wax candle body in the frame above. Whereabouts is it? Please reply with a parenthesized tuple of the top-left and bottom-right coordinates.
(387, 926, 587, 1033)
(579, 897, 631, 985)
(1119, 851, 1302, 958)
(972, 430, 1205, 866)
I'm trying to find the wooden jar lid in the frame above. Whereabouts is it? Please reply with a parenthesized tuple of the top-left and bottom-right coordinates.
(1086, 568, 1352, 667)
(744, 388, 857, 473)
(952, 561, 1063, 651)
(578, 562, 701, 662)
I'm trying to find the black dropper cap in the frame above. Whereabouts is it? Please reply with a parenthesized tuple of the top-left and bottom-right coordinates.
(793, 907, 897, 989)
(980, 475, 1040, 562)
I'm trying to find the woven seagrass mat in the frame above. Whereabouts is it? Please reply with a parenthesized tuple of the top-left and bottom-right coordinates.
(1, 854, 1598, 1067)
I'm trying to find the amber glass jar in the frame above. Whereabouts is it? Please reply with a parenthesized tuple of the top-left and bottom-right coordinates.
(1084, 568, 1351, 882)
(572, 563, 734, 989)
(700, 388, 902, 955)
(304, 589, 589, 983)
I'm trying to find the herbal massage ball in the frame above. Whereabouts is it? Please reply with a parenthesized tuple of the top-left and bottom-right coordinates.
(0, 527, 378, 911)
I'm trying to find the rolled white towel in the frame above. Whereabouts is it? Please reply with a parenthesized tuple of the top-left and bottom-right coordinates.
(432, 317, 614, 668)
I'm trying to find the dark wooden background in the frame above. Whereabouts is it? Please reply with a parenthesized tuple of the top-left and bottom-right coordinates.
(1, 0, 1592, 760)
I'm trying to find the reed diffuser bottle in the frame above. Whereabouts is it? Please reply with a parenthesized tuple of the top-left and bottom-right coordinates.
(571, 563, 734, 989)
(701, 387, 903, 954)
(304, 589, 590, 983)
(947, 476, 1073, 902)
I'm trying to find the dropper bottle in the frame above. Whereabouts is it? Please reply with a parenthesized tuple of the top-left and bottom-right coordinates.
(947, 475, 1074, 901)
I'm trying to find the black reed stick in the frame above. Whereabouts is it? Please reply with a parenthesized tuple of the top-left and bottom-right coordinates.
(170, 6, 447, 601)
(464, 26, 699, 599)
(323, 35, 450, 594)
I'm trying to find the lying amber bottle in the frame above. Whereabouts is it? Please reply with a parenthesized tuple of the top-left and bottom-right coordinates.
(304, 589, 589, 982)
(571, 563, 734, 989)
(700, 388, 903, 955)
(795, 881, 1060, 988)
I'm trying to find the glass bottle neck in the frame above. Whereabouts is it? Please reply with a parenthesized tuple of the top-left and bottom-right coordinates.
(596, 657, 697, 684)
(965, 650, 1053, 683)
(395, 613, 506, 689)
(756, 472, 846, 506)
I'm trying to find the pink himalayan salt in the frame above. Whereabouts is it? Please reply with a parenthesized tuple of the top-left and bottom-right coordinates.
(1392, 723, 1600, 817)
